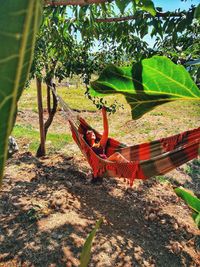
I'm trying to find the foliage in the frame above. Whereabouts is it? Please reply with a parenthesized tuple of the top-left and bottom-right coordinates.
(30, 2, 158, 154)
(135, 0, 156, 16)
(32, 3, 156, 84)
(0, 0, 42, 183)
(31, 6, 81, 81)
(194, 3, 200, 19)
(174, 187, 200, 228)
(80, 218, 103, 267)
(32, 1, 199, 112)
(89, 56, 200, 119)
(155, 17, 200, 86)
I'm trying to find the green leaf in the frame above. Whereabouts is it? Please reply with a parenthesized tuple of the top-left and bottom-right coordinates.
(136, 0, 156, 16)
(79, 6, 88, 20)
(152, 19, 163, 37)
(89, 56, 200, 119)
(100, 3, 107, 12)
(174, 187, 200, 214)
(176, 18, 187, 33)
(115, 0, 131, 14)
(194, 4, 200, 19)
(166, 18, 175, 33)
(80, 218, 103, 267)
(0, 0, 42, 184)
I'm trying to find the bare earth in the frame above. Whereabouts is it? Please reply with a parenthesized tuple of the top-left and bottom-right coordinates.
(0, 107, 200, 267)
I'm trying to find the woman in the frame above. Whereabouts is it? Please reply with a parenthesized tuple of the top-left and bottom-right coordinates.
(85, 107, 128, 163)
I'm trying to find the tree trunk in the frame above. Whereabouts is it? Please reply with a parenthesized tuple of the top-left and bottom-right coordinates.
(43, 81, 58, 138)
(36, 79, 58, 155)
(47, 85, 51, 114)
(36, 78, 46, 157)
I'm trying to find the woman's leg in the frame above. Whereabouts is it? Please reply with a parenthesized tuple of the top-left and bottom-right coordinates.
(107, 152, 129, 163)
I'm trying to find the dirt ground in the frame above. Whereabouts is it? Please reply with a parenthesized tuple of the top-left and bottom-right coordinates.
(0, 108, 200, 267)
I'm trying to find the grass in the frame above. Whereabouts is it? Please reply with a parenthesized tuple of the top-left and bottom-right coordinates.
(155, 176, 170, 184)
(12, 124, 72, 154)
(20, 80, 128, 112)
(18, 86, 38, 112)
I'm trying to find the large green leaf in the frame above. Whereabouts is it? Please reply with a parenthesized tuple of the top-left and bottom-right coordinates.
(89, 56, 200, 119)
(0, 0, 42, 184)
(80, 218, 103, 267)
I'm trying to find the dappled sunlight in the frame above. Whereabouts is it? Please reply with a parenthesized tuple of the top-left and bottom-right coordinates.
(37, 211, 91, 232)
(1, 150, 200, 266)
(62, 246, 80, 266)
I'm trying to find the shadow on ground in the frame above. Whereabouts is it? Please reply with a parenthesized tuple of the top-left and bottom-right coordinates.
(0, 152, 200, 267)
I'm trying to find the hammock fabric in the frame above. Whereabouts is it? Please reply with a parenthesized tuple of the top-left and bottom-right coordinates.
(69, 117, 200, 186)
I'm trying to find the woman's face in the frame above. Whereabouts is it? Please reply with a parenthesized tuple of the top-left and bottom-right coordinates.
(86, 130, 96, 142)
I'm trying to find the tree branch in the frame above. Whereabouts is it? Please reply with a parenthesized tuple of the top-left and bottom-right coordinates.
(36, 78, 46, 157)
(44, 0, 113, 6)
(43, 83, 58, 138)
(95, 11, 189, 23)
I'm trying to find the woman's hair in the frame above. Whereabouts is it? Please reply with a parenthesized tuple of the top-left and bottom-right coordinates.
(86, 130, 93, 135)
(85, 130, 94, 142)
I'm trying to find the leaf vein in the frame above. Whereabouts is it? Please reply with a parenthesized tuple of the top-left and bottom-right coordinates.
(145, 65, 198, 98)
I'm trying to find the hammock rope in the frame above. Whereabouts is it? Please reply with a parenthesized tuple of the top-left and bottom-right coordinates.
(50, 85, 79, 126)
(50, 87, 200, 186)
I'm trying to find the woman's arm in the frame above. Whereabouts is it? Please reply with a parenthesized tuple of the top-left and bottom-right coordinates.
(99, 107, 109, 148)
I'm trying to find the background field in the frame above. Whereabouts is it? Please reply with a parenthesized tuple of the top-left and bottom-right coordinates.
(14, 80, 200, 155)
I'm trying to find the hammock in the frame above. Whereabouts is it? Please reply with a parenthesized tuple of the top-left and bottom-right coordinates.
(69, 117, 200, 186)
(51, 87, 200, 186)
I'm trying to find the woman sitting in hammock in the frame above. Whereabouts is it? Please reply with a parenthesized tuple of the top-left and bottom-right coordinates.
(85, 107, 128, 163)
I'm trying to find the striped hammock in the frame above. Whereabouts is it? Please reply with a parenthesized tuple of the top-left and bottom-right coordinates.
(69, 117, 200, 186)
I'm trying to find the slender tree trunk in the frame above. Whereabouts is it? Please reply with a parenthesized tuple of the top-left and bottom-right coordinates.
(47, 86, 51, 114)
(43, 81, 58, 137)
(36, 78, 46, 157)
(36, 79, 58, 155)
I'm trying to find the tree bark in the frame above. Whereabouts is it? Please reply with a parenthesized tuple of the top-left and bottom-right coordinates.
(47, 86, 51, 114)
(36, 80, 58, 155)
(95, 11, 188, 23)
(43, 81, 58, 138)
(44, 0, 113, 6)
(36, 78, 46, 157)
(65, 9, 192, 23)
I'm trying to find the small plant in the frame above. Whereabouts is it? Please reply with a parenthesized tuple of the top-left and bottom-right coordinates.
(26, 207, 41, 222)
(174, 187, 200, 228)
(80, 218, 103, 267)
